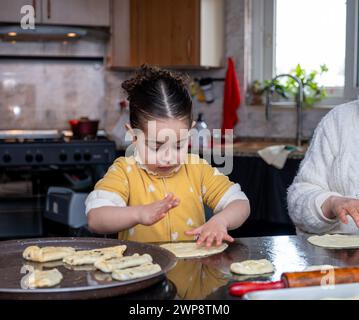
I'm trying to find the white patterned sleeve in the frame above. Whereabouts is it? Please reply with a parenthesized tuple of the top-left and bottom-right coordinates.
(85, 190, 127, 215)
(213, 184, 248, 214)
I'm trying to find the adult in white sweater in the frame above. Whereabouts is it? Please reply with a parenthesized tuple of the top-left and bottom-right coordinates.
(287, 100, 359, 235)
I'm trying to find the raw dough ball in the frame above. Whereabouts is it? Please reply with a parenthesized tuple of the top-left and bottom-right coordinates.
(230, 259, 274, 275)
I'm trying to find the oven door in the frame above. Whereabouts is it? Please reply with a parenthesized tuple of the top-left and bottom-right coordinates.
(0, 180, 43, 239)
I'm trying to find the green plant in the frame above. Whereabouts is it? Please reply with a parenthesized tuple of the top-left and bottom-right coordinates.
(262, 64, 329, 108)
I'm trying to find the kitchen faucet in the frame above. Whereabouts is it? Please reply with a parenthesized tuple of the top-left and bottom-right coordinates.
(265, 74, 303, 147)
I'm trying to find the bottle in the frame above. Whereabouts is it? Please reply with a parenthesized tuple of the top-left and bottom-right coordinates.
(192, 113, 210, 149)
(199, 78, 215, 104)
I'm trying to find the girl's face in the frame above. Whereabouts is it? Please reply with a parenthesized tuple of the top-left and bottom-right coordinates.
(131, 118, 192, 176)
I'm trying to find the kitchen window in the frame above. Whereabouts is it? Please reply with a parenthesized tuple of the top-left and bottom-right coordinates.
(251, 0, 359, 105)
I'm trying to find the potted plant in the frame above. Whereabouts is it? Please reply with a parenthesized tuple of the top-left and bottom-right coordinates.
(258, 64, 329, 108)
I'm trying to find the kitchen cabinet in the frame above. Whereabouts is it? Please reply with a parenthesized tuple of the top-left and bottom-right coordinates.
(0, 0, 42, 23)
(0, 0, 110, 27)
(108, 0, 225, 68)
(41, 0, 110, 27)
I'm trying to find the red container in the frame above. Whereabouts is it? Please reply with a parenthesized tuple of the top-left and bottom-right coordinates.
(69, 117, 99, 139)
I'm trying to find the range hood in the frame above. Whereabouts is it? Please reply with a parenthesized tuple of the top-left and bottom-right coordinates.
(0, 25, 109, 41)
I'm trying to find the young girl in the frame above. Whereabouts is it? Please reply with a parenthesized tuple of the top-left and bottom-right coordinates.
(85, 65, 250, 247)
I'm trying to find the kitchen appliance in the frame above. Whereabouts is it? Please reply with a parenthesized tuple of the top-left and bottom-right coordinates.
(0, 25, 109, 42)
(229, 267, 359, 297)
(0, 130, 116, 239)
(0, 129, 113, 167)
(45, 187, 87, 229)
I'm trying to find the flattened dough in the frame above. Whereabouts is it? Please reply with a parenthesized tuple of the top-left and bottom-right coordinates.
(160, 242, 228, 258)
(23, 268, 63, 288)
(230, 259, 274, 275)
(112, 263, 161, 281)
(307, 234, 359, 249)
(94, 253, 153, 273)
(63, 245, 127, 265)
(22, 246, 75, 262)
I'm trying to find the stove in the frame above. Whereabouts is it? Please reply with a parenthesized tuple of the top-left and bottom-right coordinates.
(0, 130, 116, 167)
(0, 130, 117, 239)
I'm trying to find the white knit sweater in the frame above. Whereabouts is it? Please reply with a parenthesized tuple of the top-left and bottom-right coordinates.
(287, 100, 359, 235)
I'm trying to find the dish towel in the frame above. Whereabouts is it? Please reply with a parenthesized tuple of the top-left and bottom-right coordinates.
(221, 57, 241, 134)
(258, 145, 300, 169)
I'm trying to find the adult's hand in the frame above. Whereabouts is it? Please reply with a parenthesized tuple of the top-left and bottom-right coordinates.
(322, 196, 359, 228)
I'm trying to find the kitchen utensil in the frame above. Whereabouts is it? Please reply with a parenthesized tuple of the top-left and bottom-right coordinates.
(0, 237, 176, 300)
(229, 267, 359, 297)
(243, 282, 359, 300)
(69, 117, 99, 139)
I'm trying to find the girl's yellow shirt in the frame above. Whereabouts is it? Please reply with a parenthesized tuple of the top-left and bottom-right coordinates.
(94, 153, 235, 243)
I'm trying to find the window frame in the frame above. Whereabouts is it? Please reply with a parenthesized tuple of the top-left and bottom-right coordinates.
(251, 0, 358, 106)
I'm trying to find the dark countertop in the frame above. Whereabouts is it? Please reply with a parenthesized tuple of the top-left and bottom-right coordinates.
(116, 138, 308, 159)
(213, 141, 307, 159)
(131, 235, 359, 300)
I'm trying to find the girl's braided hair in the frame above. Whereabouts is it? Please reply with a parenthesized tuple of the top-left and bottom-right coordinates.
(122, 64, 193, 130)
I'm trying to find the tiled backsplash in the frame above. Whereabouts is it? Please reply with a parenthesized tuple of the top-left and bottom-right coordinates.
(0, 59, 106, 130)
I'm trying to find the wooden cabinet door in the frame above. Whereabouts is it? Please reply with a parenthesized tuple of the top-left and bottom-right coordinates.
(0, 0, 41, 23)
(132, 0, 200, 66)
(41, 0, 110, 26)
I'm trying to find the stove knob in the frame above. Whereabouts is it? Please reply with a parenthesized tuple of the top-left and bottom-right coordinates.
(2, 154, 11, 163)
(25, 154, 33, 163)
(74, 152, 82, 161)
(84, 152, 92, 161)
(59, 152, 67, 162)
(35, 153, 44, 163)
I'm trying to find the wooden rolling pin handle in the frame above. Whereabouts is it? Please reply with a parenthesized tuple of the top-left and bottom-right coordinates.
(229, 281, 285, 297)
(282, 268, 359, 288)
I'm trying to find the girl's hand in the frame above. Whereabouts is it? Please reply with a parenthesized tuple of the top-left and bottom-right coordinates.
(136, 193, 180, 226)
(322, 196, 359, 228)
(185, 216, 234, 247)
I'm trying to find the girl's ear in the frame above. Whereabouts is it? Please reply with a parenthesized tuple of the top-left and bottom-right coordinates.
(125, 123, 137, 142)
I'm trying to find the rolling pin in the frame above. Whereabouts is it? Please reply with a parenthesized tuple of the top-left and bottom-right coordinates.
(229, 267, 359, 297)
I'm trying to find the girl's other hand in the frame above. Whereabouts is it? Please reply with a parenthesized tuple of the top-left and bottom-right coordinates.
(136, 193, 180, 226)
(185, 216, 234, 247)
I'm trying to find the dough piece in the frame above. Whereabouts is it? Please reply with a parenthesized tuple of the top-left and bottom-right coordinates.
(230, 259, 274, 275)
(93, 271, 113, 282)
(63, 245, 127, 266)
(308, 234, 359, 249)
(63, 264, 97, 272)
(304, 265, 337, 272)
(160, 242, 228, 258)
(112, 263, 161, 281)
(23, 268, 63, 288)
(94, 253, 153, 273)
(22, 246, 75, 262)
